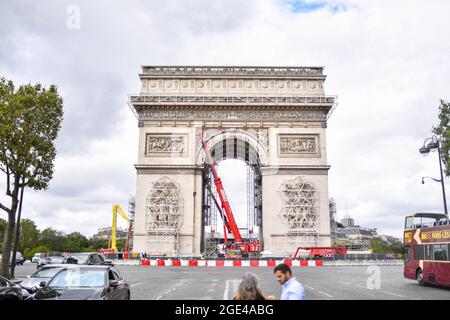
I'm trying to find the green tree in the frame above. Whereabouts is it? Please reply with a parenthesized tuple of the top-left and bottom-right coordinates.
(0, 78, 63, 278)
(116, 238, 127, 251)
(39, 228, 66, 252)
(432, 99, 450, 176)
(17, 219, 40, 257)
(88, 237, 109, 251)
(24, 245, 51, 261)
(370, 238, 390, 253)
(64, 232, 89, 252)
(370, 238, 403, 254)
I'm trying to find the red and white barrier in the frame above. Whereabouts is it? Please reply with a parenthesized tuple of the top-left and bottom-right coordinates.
(139, 259, 323, 267)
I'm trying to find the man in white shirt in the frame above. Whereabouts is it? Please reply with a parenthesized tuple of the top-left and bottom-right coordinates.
(266, 263, 305, 300)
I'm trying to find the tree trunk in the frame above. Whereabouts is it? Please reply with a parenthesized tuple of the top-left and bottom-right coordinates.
(1, 211, 16, 279)
(0, 180, 19, 279)
(10, 184, 25, 279)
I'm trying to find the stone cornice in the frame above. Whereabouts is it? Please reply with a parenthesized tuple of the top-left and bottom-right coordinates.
(140, 65, 325, 79)
(130, 95, 336, 106)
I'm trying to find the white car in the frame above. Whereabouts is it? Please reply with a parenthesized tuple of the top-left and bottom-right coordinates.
(32, 253, 45, 263)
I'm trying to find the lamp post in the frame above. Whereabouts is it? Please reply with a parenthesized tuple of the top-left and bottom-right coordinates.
(419, 135, 448, 217)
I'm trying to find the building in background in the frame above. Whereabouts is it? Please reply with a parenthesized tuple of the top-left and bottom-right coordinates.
(329, 199, 401, 250)
(93, 227, 128, 240)
(329, 198, 338, 243)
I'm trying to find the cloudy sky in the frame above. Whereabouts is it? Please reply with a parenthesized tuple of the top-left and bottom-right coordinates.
(1, 0, 449, 239)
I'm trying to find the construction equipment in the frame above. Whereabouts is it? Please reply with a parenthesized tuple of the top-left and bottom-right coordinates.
(199, 130, 261, 257)
(293, 246, 348, 259)
(109, 204, 134, 253)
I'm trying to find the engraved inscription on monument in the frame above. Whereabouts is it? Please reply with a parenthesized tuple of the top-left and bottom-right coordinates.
(145, 134, 186, 156)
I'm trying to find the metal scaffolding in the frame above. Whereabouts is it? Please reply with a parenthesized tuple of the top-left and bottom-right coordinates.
(278, 176, 319, 254)
(201, 137, 263, 255)
(145, 177, 183, 256)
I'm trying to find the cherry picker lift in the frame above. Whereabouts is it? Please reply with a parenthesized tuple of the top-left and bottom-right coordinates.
(199, 130, 261, 258)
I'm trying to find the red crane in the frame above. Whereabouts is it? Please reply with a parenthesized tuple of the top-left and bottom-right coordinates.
(199, 130, 260, 256)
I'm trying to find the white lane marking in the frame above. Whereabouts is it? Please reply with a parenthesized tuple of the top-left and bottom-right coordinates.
(304, 285, 315, 290)
(356, 284, 366, 289)
(223, 280, 230, 300)
(154, 279, 189, 300)
(381, 290, 404, 298)
(339, 281, 352, 285)
(318, 290, 333, 298)
(223, 279, 240, 300)
(130, 282, 143, 288)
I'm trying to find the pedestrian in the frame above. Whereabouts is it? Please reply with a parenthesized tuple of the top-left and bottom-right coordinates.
(233, 272, 266, 300)
(266, 263, 305, 300)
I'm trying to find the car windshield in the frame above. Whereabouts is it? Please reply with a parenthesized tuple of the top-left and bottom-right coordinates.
(48, 269, 106, 288)
(64, 254, 89, 264)
(32, 267, 64, 278)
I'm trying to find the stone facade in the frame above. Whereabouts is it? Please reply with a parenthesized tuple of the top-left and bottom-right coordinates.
(129, 66, 336, 256)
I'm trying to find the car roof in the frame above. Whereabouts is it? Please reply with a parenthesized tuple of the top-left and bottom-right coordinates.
(38, 264, 78, 268)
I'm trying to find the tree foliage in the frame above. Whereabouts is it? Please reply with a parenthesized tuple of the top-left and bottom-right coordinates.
(370, 238, 403, 254)
(17, 218, 39, 253)
(0, 77, 64, 278)
(432, 99, 450, 176)
(1, 218, 115, 259)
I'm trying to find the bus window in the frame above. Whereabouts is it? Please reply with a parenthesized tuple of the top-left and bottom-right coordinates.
(404, 246, 410, 261)
(413, 245, 424, 260)
(405, 217, 414, 230)
(434, 244, 448, 261)
(425, 244, 434, 260)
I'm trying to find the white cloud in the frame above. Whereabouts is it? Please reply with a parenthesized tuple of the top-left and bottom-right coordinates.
(1, 0, 450, 240)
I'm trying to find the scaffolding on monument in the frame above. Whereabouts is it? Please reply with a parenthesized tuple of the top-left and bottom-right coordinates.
(278, 177, 319, 255)
(145, 177, 182, 256)
(201, 137, 263, 256)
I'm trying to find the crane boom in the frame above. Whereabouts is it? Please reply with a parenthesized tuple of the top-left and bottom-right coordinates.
(199, 131, 243, 243)
(206, 184, 231, 233)
(111, 204, 132, 252)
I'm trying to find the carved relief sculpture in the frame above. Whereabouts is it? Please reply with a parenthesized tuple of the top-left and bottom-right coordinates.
(146, 134, 186, 155)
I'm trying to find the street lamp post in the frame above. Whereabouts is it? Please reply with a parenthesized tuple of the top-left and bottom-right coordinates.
(419, 135, 448, 218)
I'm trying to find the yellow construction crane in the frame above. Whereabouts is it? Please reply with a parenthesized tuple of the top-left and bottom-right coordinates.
(109, 204, 133, 252)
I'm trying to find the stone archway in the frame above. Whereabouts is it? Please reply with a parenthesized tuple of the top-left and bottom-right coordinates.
(199, 131, 264, 255)
(129, 66, 336, 257)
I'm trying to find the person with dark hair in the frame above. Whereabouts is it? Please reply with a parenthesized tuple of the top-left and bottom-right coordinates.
(267, 263, 305, 300)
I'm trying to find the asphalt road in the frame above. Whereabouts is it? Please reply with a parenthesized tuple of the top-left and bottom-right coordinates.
(13, 264, 450, 300)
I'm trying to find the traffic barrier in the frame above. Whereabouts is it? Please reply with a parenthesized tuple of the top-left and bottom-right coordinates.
(188, 260, 198, 267)
(283, 259, 292, 266)
(267, 260, 276, 267)
(172, 259, 181, 266)
(241, 260, 250, 267)
(134, 259, 323, 267)
(215, 260, 224, 267)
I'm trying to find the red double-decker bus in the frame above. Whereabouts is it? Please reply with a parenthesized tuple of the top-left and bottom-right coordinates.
(403, 213, 450, 286)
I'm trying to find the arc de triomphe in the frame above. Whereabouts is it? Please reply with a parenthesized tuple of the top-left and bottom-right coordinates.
(129, 66, 336, 257)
